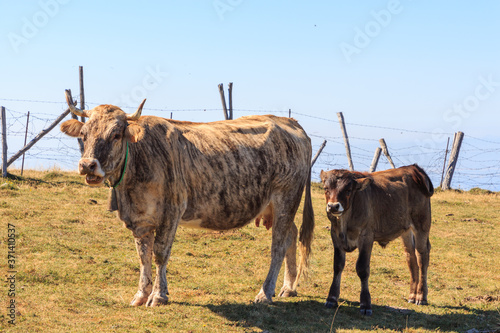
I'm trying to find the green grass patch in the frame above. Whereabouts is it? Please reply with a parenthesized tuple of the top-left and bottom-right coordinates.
(0, 169, 498, 332)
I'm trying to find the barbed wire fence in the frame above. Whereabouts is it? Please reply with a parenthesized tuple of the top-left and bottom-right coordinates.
(1, 99, 499, 191)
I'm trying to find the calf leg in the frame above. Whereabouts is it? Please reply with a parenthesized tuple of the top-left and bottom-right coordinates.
(325, 244, 345, 308)
(130, 232, 154, 306)
(356, 240, 374, 316)
(146, 220, 180, 307)
(278, 223, 298, 297)
(401, 231, 419, 304)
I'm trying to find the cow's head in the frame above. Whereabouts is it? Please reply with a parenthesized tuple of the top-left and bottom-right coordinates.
(60, 90, 145, 186)
(320, 169, 372, 251)
(320, 169, 372, 217)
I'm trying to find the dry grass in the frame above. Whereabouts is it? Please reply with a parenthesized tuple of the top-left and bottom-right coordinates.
(0, 170, 499, 332)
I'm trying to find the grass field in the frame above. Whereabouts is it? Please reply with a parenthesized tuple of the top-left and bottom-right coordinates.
(1, 169, 499, 332)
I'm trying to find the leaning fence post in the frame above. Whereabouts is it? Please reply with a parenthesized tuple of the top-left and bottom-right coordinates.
(337, 112, 354, 171)
(369, 147, 382, 173)
(218, 83, 229, 120)
(1, 106, 7, 177)
(439, 137, 450, 188)
(379, 138, 396, 169)
(21, 111, 30, 176)
(442, 131, 464, 190)
(311, 140, 327, 167)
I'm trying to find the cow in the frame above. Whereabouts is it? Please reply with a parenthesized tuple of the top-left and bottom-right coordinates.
(59, 90, 314, 306)
(319, 164, 433, 315)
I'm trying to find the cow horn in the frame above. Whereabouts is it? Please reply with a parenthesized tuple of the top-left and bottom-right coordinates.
(65, 89, 89, 117)
(126, 99, 146, 121)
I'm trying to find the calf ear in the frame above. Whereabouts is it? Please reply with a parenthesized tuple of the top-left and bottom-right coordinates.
(125, 123, 144, 143)
(320, 170, 327, 183)
(60, 119, 84, 137)
(356, 177, 372, 191)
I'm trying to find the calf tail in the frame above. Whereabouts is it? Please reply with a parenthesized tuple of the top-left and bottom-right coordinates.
(411, 164, 434, 197)
(295, 166, 315, 287)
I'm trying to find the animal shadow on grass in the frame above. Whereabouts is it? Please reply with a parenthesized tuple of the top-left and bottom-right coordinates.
(205, 300, 500, 332)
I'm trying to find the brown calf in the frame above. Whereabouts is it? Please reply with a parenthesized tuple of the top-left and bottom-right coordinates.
(320, 164, 433, 315)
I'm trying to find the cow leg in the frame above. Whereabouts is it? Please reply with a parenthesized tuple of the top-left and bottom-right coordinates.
(255, 205, 298, 303)
(130, 232, 154, 306)
(325, 243, 345, 308)
(414, 231, 431, 305)
(401, 230, 419, 304)
(146, 220, 180, 307)
(356, 239, 374, 316)
(278, 222, 298, 298)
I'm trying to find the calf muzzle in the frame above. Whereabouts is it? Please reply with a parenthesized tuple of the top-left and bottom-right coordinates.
(327, 202, 344, 216)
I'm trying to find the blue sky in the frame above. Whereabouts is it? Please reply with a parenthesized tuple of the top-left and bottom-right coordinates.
(1, 1, 499, 189)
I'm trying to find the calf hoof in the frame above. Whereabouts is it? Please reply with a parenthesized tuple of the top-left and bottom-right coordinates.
(146, 293, 169, 307)
(408, 298, 416, 304)
(325, 301, 337, 309)
(416, 299, 428, 305)
(278, 287, 297, 298)
(360, 308, 373, 316)
(254, 291, 272, 304)
(325, 297, 338, 308)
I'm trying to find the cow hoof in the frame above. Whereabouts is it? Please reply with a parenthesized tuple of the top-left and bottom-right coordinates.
(254, 292, 272, 304)
(278, 287, 297, 298)
(416, 300, 428, 306)
(130, 293, 149, 306)
(360, 308, 372, 316)
(408, 298, 416, 304)
(325, 301, 338, 309)
(146, 294, 169, 307)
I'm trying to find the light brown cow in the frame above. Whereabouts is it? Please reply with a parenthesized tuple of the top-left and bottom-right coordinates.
(60, 90, 314, 306)
(320, 164, 433, 315)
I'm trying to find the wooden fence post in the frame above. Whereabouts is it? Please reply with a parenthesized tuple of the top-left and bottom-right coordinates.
(311, 140, 327, 167)
(336, 112, 354, 171)
(442, 131, 464, 190)
(439, 137, 450, 188)
(369, 147, 382, 173)
(379, 138, 396, 169)
(1, 106, 7, 177)
(218, 83, 229, 120)
(21, 111, 30, 176)
(75, 66, 85, 155)
(228, 82, 233, 120)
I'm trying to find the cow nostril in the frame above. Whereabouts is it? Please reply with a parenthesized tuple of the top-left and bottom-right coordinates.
(88, 161, 96, 172)
(327, 202, 340, 212)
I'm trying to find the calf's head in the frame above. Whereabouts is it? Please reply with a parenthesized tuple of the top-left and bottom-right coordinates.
(320, 169, 372, 217)
(60, 90, 145, 186)
(320, 169, 372, 251)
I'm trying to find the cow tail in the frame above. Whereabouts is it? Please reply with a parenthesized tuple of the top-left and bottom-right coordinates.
(411, 164, 434, 197)
(295, 165, 315, 287)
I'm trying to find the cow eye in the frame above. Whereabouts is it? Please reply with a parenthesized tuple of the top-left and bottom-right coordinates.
(113, 133, 122, 141)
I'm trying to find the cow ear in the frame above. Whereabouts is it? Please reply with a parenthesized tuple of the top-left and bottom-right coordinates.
(125, 123, 143, 143)
(60, 119, 84, 137)
(320, 170, 327, 183)
(356, 177, 372, 191)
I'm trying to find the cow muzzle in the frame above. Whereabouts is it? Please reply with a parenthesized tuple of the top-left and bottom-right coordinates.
(327, 202, 344, 216)
(79, 158, 105, 186)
